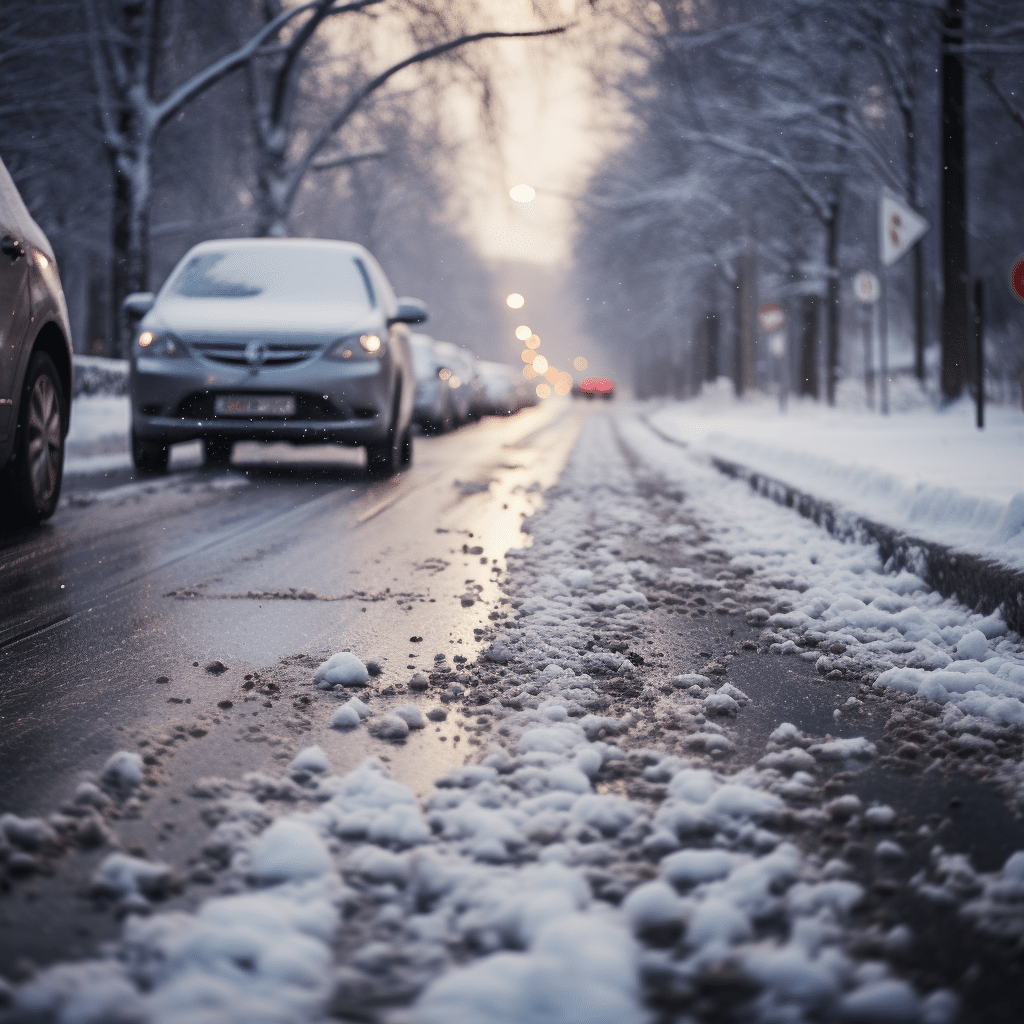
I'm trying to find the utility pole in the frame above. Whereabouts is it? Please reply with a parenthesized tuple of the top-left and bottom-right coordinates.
(940, 0, 970, 400)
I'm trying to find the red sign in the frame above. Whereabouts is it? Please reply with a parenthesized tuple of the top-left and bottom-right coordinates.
(758, 303, 786, 333)
(1011, 254, 1024, 304)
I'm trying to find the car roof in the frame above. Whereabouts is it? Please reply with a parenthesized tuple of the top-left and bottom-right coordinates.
(0, 154, 52, 255)
(184, 237, 372, 258)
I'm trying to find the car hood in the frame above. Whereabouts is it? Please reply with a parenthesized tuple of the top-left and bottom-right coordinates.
(146, 297, 381, 337)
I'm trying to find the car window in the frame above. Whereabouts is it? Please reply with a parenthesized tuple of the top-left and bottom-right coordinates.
(168, 247, 375, 309)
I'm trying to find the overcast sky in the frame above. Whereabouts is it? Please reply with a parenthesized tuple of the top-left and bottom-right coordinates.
(452, 1, 612, 267)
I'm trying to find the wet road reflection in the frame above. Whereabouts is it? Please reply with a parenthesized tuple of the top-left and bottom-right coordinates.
(0, 403, 583, 815)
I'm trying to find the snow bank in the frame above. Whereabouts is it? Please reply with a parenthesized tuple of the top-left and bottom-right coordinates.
(647, 396, 1024, 568)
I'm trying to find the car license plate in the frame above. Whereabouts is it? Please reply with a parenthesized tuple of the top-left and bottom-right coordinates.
(214, 395, 296, 417)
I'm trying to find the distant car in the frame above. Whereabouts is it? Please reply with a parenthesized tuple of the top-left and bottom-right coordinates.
(125, 238, 426, 478)
(0, 155, 73, 525)
(432, 341, 477, 425)
(476, 361, 531, 415)
(410, 333, 455, 434)
(573, 376, 615, 400)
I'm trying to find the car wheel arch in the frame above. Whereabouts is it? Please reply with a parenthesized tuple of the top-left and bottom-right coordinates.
(25, 322, 72, 432)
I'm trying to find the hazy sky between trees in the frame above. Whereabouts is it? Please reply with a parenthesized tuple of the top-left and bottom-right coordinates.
(442, 0, 608, 267)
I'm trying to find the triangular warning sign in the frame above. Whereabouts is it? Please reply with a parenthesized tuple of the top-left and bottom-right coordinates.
(880, 192, 929, 267)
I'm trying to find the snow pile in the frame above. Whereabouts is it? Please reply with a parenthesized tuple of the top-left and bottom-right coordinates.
(313, 652, 370, 689)
(647, 397, 1024, 567)
(5, 714, 976, 1024)
(331, 696, 371, 730)
(72, 354, 128, 396)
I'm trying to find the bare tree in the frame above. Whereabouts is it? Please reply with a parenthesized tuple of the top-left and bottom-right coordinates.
(245, 1, 569, 238)
(83, 0, 330, 352)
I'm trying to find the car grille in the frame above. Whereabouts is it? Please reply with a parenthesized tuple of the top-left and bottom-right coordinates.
(189, 340, 322, 367)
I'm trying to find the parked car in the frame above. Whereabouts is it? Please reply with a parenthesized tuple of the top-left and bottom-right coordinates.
(476, 361, 532, 415)
(573, 376, 615, 400)
(125, 238, 426, 478)
(410, 333, 455, 434)
(431, 341, 477, 425)
(0, 155, 73, 525)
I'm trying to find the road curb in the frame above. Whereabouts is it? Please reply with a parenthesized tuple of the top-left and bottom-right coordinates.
(712, 455, 1024, 634)
(640, 415, 1024, 634)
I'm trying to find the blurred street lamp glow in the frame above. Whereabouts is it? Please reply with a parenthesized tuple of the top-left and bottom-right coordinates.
(544, 366, 560, 385)
(554, 379, 572, 396)
(525, 334, 541, 350)
(515, 325, 532, 341)
(573, 356, 588, 371)
(506, 292, 525, 309)
(536, 383, 552, 399)
(532, 354, 549, 374)
(521, 349, 535, 363)
(509, 183, 536, 203)
(523, 364, 538, 380)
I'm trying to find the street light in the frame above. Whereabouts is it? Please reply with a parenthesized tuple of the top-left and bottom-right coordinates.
(506, 292, 525, 309)
(509, 183, 536, 203)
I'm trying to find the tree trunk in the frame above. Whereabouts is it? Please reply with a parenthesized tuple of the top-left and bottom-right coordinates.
(799, 294, 819, 398)
(706, 310, 719, 383)
(901, 99, 927, 383)
(253, 154, 293, 238)
(109, 145, 152, 358)
(824, 204, 841, 405)
(940, 0, 970, 401)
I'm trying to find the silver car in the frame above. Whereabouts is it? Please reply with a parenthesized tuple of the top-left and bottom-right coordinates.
(410, 333, 456, 434)
(126, 238, 426, 477)
(0, 155, 73, 525)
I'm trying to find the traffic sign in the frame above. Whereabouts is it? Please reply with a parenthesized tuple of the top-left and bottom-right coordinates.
(758, 303, 786, 333)
(880, 192, 929, 267)
(1010, 254, 1024, 304)
(853, 270, 880, 304)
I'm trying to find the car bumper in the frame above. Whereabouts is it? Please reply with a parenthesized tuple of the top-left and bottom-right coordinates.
(130, 356, 395, 446)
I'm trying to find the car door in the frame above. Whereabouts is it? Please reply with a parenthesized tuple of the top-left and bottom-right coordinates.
(0, 214, 31, 446)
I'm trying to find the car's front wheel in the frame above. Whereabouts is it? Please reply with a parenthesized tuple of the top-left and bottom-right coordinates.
(366, 423, 410, 478)
(400, 426, 413, 467)
(4, 352, 66, 525)
(132, 430, 169, 476)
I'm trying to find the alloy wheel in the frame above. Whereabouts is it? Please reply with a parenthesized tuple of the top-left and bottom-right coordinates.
(26, 373, 62, 505)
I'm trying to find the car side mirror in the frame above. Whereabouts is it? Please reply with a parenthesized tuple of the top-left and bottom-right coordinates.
(123, 292, 155, 317)
(389, 297, 428, 325)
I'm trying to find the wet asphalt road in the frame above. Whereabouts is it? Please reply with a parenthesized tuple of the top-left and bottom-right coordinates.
(0, 403, 581, 818)
(2, 402, 1023, 1007)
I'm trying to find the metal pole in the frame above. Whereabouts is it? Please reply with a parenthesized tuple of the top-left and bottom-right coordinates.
(879, 273, 890, 415)
(941, 0, 970, 400)
(862, 303, 875, 408)
(974, 279, 985, 429)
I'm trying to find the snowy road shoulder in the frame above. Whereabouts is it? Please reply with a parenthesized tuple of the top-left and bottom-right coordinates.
(646, 393, 1024, 573)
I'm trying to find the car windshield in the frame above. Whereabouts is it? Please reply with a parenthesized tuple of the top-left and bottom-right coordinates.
(167, 247, 375, 309)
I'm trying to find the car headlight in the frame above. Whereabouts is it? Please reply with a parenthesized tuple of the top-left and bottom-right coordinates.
(137, 331, 184, 358)
(324, 333, 386, 360)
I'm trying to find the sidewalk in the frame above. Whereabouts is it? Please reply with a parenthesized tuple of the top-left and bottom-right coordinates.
(646, 384, 1024, 571)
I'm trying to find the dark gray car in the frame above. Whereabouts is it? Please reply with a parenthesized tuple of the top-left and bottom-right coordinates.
(0, 155, 73, 525)
(126, 238, 426, 477)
